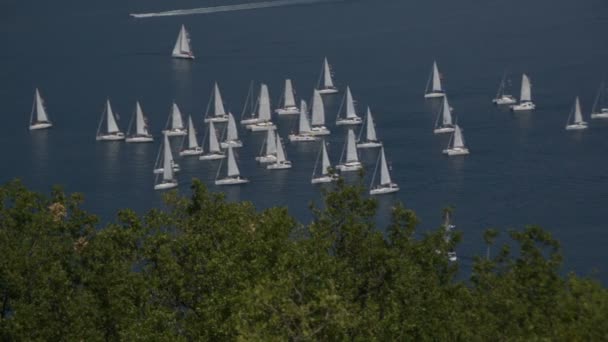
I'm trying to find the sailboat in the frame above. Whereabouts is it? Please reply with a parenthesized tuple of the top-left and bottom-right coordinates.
(179, 115, 203, 156)
(199, 121, 226, 160)
(275, 79, 299, 115)
(153, 133, 180, 174)
(204, 82, 230, 123)
(29, 89, 53, 130)
(510, 74, 536, 111)
(220, 113, 243, 148)
(316, 57, 339, 94)
(255, 128, 278, 163)
(433, 96, 455, 134)
(357, 107, 382, 148)
(492, 72, 517, 105)
(240, 81, 259, 125)
(442, 124, 469, 156)
(335, 86, 363, 126)
(565, 97, 588, 131)
(310, 90, 331, 136)
(590, 82, 608, 119)
(311, 140, 338, 184)
(154, 134, 179, 190)
(171, 25, 194, 60)
(424, 61, 445, 98)
(246, 83, 277, 131)
(125, 101, 154, 143)
(336, 129, 362, 172)
(267, 133, 292, 170)
(369, 147, 399, 195)
(215, 146, 249, 185)
(96, 99, 125, 141)
(288, 100, 318, 142)
(163, 103, 187, 136)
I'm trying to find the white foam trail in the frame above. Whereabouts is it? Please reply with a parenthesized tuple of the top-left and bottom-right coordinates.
(131, 0, 341, 18)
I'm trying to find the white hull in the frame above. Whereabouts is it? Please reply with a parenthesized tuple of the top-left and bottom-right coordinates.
(492, 95, 517, 105)
(240, 117, 259, 125)
(356, 141, 383, 148)
(336, 161, 362, 172)
(215, 177, 249, 185)
(275, 107, 299, 115)
(29, 122, 52, 130)
(154, 181, 178, 190)
(336, 117, 363, 126)
(172, 53, 195, 60)
(565, 123, 588, 131)
(311, 175, 338, 184)
(179, 147, 204, 156)
(310, 126, 331, 136)
(256, 155, 277, 164)
(153, 166, 180, 174)
(125, 135, 154, 143)
(199, 153, 226, 161)
(204, 116, 229, 123)
(288, 134, 318, 142)
(442, 147, 470, 156)
(163, 128, 187, 136)
(591, 111, 608, 119)
(433, 127, 455, 134)
(370, 184, 400, 195)
(247, 122, 276, 131)
(447, 252, 458, 262)
(425, 92, 445, 99)
(318, 87, 339, 95)
(97, 132, 125, 141)
(510, 102, 536, 111)
(267, 161, 292, 170)
(220, 140, 243, 149)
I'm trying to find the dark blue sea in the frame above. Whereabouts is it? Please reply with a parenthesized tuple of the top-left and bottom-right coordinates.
(2, 0, 608, 281)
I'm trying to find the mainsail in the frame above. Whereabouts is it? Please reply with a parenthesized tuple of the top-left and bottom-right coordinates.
(311, 90, 325, 126)
(227, 146, 240, 177)
(186, 116, 198, 148)
(298, 100, 312, 133)
(365, 107, 377, 141)
(106, 100, 120, 133)
(258, 84, 271, 121)
(346, 129, 358, 162)
(323, 58, 334, 88)
(520, 74, 532, 102)
(162, 134, 175, 181)
(171, 103, 185, 129)
(379, 148, 391, 185)
(34, 89, 49, 122)
(345, 87, 357, 119)
(432, 61, 442, 92)
(284, 79, 296, 108)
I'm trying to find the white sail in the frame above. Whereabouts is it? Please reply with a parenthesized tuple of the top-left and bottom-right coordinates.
(453, 125, 465, 148)
(520, 74, 532, 102)
(298, 100, 312, 133)
(284, 79, 296, 108)
(135, 102, 148, 135)
(34, 89, 49, 122)
(323, 57, 334, 88)
(321, 142, 331, 174)
(275, 133, 286, 162)
(432, 61, 442, 92)
(213, 83, 227, 116)
(574, 97, 583, 123)
(162, 134, 175, 181)
(265, 128, 277, 155)
(345, 87, 357, 119)
(227, 146, 240, 177)
(106, 100, 120, 133)
(311, 90, 325, 126)
(172, 27, 182, 56)
(187, 116, 198, 148)
(173, 25, 192, 56)
(441, 97, 453, 126)
(365, 107, 377, 141)
(171, 103, 185, 129)
(346, 129, 358, 162)
(226, 113, 239, 141)
(379, 148, 391, 185)
(258, 84, 271, 121)
(208, 121, 221, 152)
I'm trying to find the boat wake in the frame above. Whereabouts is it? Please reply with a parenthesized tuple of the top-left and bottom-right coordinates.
(130, 0, 342, 18)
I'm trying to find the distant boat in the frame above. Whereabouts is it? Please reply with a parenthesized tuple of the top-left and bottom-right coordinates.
(492, 71, 517, 105)
(590, 82, 608, 119)
(335, 86, 363, 126)
(357, 107, 382, 148)
(154, 134, 179, 190)
(179, 115, 203, 156)
(255, 128, 278, 164)
(433, 96, 455, 134)
(204, 82, 229, 123)
(442, 124, 469, 156)
(369, 147, 399, 195)
(275, 79, 299, 115)
(153, 133, 180, 174)
(215, 146, 249, 185)
(199, 121, 226, 160)
(172, 24, 194, 60)
(336, 129, 362, 172)
(288, 100, 318, 142)
(220, 113, 243, 148)
(125, 101, 154, 143)
(267, 132, 292, 170)
(163, 103, 187, 136)
(245, 84, 277, 131)
(310, 89, 331, 136)
(240, 81, 259, 125)
(424, 61, 445, 98)
(316, 57, 339, 94)
(311, 140, 338, 184)
(96, 99, 125, 141)
(29, 88, 53, 130)
(565, 97, 588, 131)
(510, 74, 536, 111)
